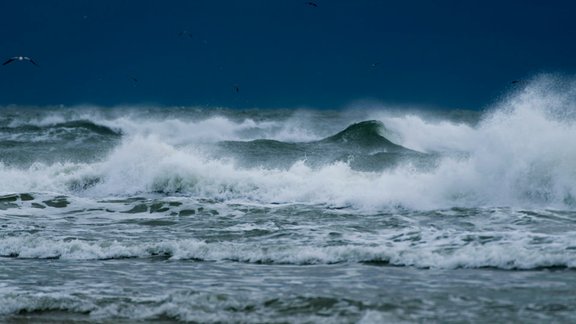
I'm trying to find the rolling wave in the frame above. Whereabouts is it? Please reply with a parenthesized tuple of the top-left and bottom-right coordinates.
(2, 231, 575, 270)
(216, 120, 430, 170)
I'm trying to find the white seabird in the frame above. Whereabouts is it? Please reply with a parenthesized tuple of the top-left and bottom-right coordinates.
(3, 56, 39, 66)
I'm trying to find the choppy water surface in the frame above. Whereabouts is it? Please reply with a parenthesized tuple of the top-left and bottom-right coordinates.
(2, 77, 576, 322)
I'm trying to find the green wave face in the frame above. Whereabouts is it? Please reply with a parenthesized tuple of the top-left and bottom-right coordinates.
(216, 120, 428, 171)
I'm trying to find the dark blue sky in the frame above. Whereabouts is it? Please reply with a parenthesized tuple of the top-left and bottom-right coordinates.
(1, 0, 575, 109)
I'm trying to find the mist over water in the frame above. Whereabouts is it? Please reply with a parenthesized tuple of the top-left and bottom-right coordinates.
(2, 76, 576, 322)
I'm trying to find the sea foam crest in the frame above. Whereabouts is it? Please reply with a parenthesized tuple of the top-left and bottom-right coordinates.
(3, 230, 576, 269)
(368, 75, 576, 208)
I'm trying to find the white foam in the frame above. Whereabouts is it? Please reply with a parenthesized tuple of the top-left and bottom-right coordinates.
(376, 113, 477, 153)
(2, 230, 575, 269)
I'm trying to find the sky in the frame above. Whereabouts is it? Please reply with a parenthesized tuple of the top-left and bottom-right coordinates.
(0, 0, 575, 110)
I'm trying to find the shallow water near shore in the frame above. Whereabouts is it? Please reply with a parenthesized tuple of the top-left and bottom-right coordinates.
(3, 257, 576, 323)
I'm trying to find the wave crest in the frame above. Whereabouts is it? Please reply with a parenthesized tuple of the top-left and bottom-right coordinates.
(3, 231, 575, 270)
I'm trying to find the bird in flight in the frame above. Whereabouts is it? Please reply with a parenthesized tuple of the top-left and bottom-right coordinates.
(306, 2, 318, 7)
(178, 30, 194, 39)
(3, 56, 39, 66)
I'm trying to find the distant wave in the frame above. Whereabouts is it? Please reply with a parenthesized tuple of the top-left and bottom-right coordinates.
(0, 118, 122, 166)
(1, 120, 121, 137)
(216, 120, 429, 170)
(53, 120, 122, 136)
(320, 120, 411, 152)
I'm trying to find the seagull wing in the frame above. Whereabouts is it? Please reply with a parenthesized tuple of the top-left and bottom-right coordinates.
(28, 59, 39, 66)
(2, 58, 15, 66)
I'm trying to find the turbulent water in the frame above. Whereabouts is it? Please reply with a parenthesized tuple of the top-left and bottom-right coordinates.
(2, 77, 576, 323)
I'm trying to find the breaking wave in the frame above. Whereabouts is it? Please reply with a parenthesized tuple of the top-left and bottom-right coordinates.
(0, 75, 575, 210)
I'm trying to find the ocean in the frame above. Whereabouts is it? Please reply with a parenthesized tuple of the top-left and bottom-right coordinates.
(1, 79, 576, 323)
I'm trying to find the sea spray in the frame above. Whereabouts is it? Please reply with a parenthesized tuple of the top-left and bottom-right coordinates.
(1, 83, 576, 209)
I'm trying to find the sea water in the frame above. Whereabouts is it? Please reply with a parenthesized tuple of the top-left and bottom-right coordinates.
(1, 76, 576, 323)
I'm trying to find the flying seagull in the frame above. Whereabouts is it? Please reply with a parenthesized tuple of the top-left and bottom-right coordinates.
(306, 2, 318, 7)
(178, 30, 194, 38)
(3, 56, 39, 66)
(511, 80, 521, 84)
